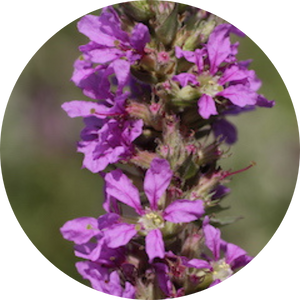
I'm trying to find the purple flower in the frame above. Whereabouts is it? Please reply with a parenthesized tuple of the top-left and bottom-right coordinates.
(60, 213, 121, 261)
(103, 158, 205, 261)
(202, 216, 252, 286)
(73, 6, 150, 99)
(61, 92, 144, 173)
(78, 118, 143, 173)
(76, 261, 136, 298)
(173, 24, 274, 120)
(153, 252, 211, 298)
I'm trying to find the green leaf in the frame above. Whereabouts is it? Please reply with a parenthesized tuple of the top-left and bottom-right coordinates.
(210, 215, 243, 227)
(205, 204, 230, 215)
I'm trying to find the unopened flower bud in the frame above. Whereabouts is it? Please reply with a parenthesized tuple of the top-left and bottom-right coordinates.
(181, 231, 203, 258)
(195, 141, 223, 166)
(126, 102, 152, 123)
(177, 86, 201, 102)
(189, 171, 224, 201)
(129, 150, 159, 169)
(155, 4, 179, 48)
(119, 1, 154, 22)
(159, 116, 187, 169)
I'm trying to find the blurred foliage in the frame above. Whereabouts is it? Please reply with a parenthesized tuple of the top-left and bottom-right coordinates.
(1, 6, 299, 288)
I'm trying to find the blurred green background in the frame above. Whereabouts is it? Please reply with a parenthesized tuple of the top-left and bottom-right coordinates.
(0, 8, 299, 287)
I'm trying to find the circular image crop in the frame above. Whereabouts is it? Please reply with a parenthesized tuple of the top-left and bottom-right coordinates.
(1, 1, 299, 299)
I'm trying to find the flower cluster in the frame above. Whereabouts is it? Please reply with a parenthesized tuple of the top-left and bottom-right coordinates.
(61, 2, 274, 299)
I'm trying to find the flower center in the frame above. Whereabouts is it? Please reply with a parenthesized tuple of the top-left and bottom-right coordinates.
(198, 73, 223, 97)
(211, 258, 233, 282)
(139, 211, 164, 230)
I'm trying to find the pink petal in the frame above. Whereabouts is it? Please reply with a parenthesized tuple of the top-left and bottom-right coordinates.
(104, 223, 137, 248)
(145, 229, 165, 262)
(198, 94, 218, 119)
(203, 216, 221, 260)
(225, 242, 247, 265)
(163, 200, 204, 223)
(207, 24, 232, 74)
(60, 217, 99, 244)
(61, 101, 109, 118)
(217, 84, 257, 107)
(105, 169, 143, 214)
(77, 15, 116, 47)
(144, 158, 173, 210)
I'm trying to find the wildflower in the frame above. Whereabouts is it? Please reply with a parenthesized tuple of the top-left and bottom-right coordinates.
(173, 24, 274, 119)
(61, 92, 144, 173)
(103, 158, 205, 261)
(76, 261, 136, 298)
(77, 117, 143, 173)
(72, 6, 150, 99)
(202, 216, 252, 286)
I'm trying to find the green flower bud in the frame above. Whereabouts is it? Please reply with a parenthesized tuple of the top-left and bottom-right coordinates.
(119, 1, 154, 22)
(177, 86, 201, 102)
(155, 4, 179, 48)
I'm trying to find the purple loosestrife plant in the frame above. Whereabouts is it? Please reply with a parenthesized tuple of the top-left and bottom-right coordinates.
(61, 1, 275, 298)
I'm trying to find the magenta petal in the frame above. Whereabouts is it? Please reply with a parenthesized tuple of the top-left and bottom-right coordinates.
(184, 258, 211, 270)
(104, 223, 137, 248)
(172, 73, 198, 87)
(74, 240, 103, 261)
(175, 46, 196, 63)
(123, 282, 136, 299)
(130, 23, 150, 53)
(111, 59, 131, 93)
(105, 169, 143, 214)
(76, 261, 109, 291)
(88, 48, 124, 64)
(60, 217, 99, 244)
(122, 119, 144, 143)
(154, 263, 173, 297)
(78, 140, 111, 173)
(217, 84, 257, 107)
(97, 213, 120, 229)
(77, 15, 115, 47)
(203, 216, 221, 260)
(163, 200, 204, 223)
(61, 101, 110, 119)
(207, 24, 232, 74)
(225, 242, 247, 265)
(212, 118, 237, 145)
(145, 229, 165, 262)
(256, 94, 275, 108)
(218, 65, 248, 86)
(198, 94, 218, 119)
(144, 158, 173, 210)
